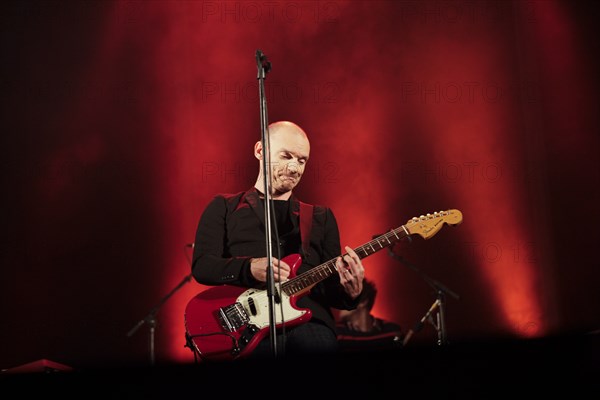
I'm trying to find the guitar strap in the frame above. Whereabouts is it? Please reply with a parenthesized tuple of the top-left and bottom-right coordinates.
(299, 201, 314, 258)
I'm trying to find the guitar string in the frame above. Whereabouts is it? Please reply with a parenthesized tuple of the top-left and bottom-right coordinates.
(245, 226, 408, 311)
(240, 211, 453, 322)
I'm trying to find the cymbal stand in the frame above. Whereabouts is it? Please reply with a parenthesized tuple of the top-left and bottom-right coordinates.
(126, 273, 193, 365)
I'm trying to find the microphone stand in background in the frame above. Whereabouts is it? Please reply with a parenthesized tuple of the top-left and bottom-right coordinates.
(385, 244, 460, 347)
(126, 244, 194, 365)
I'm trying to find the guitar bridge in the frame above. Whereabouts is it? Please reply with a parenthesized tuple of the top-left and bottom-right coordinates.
(219, 302, 249, 332)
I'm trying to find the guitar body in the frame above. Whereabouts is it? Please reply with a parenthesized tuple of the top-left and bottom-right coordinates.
(184, 253, 310, 362)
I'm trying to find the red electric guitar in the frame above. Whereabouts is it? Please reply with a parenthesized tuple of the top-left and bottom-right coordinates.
(184, 209, 463, 362)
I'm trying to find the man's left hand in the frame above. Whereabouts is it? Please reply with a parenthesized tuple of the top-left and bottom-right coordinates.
(335, 246, 365, 299)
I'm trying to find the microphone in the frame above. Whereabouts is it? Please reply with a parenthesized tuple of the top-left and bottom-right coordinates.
(255, 49, 272, 74)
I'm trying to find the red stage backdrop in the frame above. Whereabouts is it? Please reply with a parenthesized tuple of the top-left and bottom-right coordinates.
(1, 0, 598, 368)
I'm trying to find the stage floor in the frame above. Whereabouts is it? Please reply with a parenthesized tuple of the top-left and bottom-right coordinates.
(2, 333, 598, 396)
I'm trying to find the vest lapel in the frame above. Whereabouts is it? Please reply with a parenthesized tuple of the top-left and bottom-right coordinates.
(243, 188, 266, 227)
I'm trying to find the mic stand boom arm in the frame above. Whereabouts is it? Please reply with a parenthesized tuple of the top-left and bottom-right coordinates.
(386, 246, 459, 346)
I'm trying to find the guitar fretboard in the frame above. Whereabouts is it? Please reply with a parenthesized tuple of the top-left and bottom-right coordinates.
(281, 225, 409, 296)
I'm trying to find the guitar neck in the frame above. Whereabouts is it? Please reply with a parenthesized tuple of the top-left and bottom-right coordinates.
(282, 225, 410, 296)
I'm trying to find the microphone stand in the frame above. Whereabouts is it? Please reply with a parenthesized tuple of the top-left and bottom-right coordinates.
(256, 49, 278, 358)
(127, 272, 193, 365)
(385, 245, 460, 347)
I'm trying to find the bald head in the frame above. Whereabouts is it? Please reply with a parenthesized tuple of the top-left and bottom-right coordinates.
(266, 120, 310, 162)
(267, 121, 309, 143)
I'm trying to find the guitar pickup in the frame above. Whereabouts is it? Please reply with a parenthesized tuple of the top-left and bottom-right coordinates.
(248, 297, 257, 316)
(274, 288, 281, 304)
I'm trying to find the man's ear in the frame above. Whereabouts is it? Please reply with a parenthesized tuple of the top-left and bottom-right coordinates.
(254, 141, 262, 160)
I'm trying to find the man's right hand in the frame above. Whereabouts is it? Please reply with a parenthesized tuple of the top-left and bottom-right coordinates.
(249, 257, 291, 282)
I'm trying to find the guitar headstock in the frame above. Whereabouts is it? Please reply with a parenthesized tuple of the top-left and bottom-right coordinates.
(405, 209, 463, 239)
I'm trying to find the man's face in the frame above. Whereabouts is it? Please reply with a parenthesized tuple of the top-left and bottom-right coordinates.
(267, 129, 310, 195)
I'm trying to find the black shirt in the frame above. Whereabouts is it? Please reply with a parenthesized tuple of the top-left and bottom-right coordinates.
(191, 187, 359, 333)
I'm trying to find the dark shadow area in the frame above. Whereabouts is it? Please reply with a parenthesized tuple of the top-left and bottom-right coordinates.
(2, 332, 598, 397)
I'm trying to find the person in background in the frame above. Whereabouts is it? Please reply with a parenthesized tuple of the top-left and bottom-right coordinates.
(336, 278, 403, 352)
